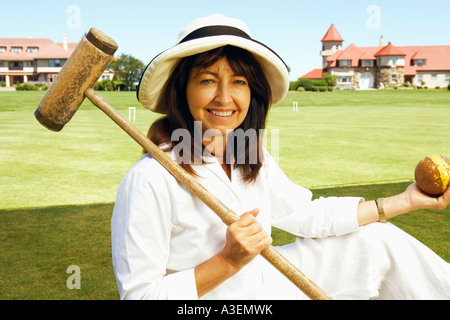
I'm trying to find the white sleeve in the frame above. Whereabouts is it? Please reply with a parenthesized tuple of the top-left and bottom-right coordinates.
(111, 163, 198, 300)
(264, 151, 361, 238)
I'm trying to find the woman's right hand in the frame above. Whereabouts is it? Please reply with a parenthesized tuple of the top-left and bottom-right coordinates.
(219, 208, 273, 272)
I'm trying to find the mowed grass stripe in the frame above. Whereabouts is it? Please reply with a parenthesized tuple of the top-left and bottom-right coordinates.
(0, 181, 447, 300)
(1, 90, 450, 209)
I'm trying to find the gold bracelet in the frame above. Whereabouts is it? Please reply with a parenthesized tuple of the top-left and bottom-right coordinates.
(375, 198, 387, 223)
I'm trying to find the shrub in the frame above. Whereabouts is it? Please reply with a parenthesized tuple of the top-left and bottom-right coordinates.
(322, 72, 337, 86)
(16, 83, 39, 91)
(447, 83, 450, 91)
(34, 82, 46, 89)
(291, 78, 330, 91)
(296, 78, 313, 91)
(0, 81, 6, 87)
(289, 81, 298, 91)
(94, 79, 114, 91)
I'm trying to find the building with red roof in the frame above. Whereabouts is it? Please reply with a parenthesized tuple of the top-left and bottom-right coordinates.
(300, 68, 323, 79)
(0, 33, 114, 88)
(302, 24, 450, 89)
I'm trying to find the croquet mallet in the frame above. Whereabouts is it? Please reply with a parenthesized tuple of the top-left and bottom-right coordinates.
(34, 28, 332, 300)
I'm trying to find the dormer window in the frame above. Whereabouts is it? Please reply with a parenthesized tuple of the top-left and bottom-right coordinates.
(27, 47, 38, 53)
(340, 60, 350, 67)
(416, 59, 425, 66)
(0, 47, 5, 53)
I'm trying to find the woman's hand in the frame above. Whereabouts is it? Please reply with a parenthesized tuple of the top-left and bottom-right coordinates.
(195, 208, 272, 298)
(358, 183, 449, 226)
(403, 183, 450, 211)
(219, 208, 273, 272)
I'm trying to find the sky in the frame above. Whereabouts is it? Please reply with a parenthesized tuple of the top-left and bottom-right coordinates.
(1, 0, 449, 80)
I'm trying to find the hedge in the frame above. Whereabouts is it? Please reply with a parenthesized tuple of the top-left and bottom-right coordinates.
(16, 83, 39, 91)
(290, 78, 328, 91)
(15, 83, 50, 91)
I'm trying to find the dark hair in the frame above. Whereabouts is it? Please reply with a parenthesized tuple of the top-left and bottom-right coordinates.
(147, 45, 271, 183)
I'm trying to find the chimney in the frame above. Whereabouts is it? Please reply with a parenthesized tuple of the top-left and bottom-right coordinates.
(379, 35, 384, 47)
(63, 32, 68, 52)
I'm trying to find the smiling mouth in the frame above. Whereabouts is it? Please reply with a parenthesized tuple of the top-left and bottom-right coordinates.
(208, 109, 235, 117)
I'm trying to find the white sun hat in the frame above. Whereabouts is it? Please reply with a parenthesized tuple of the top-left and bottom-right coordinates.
(137, 14, 289, 114)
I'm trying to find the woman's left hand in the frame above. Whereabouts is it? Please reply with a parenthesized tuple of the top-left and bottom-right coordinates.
(358, 183, 449, 226)
(404, 183, 450, 211)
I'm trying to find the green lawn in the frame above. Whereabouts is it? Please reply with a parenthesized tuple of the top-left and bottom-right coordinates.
(2, 90, 449, 209)
(0, 89, 449, 299)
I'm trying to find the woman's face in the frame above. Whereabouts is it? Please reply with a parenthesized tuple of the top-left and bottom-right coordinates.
(186, 57, 251, 136)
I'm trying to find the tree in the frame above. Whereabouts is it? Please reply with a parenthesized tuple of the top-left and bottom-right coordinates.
(110, 53, 145, 90)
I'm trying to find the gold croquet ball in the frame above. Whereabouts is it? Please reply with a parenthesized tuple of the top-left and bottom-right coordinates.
(414, 155, 450, 196)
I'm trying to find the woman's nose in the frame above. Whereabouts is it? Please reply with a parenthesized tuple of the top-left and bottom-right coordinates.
(214, 83, 233, 106)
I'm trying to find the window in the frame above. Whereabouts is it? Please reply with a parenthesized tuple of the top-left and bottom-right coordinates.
(49, 74, 58, 82)
(445, 74, 450, 83)
(27, 47, 38, 53)
(0, 47, 5, 53)
(338, 76, 352, 83)
(26, 61, 35, 67)
(48, 59, 61, 67)
(11, 47, 22, 53)
(0, 61, 4, 67)
(9, 61, 23, 69)
(362, 60, 372, 67)
(392, 56, 397, 67)
(391, 75, 397, 83)
(416, 59, 425, 66)
(340, 60, 350, 67)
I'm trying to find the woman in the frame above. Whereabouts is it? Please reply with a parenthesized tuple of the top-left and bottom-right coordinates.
(111, 14, 450, 300)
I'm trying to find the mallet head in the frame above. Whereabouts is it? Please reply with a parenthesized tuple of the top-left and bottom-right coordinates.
(35, 28, 118, 131)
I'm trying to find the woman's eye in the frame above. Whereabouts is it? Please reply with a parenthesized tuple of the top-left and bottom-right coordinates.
(200, 79, 214, 84)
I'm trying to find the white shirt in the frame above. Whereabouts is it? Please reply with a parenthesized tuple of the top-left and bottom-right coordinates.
(111, 148, 361, 299)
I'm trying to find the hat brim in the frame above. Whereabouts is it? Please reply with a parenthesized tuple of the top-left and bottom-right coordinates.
(137, 35, 289, 114)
